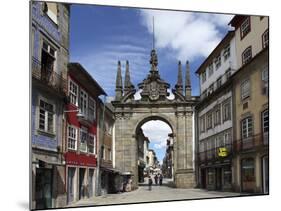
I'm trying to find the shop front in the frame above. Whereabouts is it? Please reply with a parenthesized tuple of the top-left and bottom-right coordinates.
(65, 152, 97, 204)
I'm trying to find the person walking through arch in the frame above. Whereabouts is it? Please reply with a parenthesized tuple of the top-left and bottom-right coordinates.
(159, 173, 163, 186)
(154, 174, 158, 185)
(148, 175, 153, 191)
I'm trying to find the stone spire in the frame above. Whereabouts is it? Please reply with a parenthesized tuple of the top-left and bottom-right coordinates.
(175, 61, 183, 94)
(115, 61, 123, 101)
(185, 60, 192, 99)
(124, 60, 135, 92)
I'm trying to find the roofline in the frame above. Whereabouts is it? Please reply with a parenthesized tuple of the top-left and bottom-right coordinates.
(68, 62, 107, 96)
(195, 30, 235, 75)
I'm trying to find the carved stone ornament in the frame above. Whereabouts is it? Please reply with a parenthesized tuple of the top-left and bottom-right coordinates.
(149, 81, 160, 101)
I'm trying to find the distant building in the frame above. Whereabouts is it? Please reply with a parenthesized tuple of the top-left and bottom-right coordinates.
(229, 15, 269, 193)
(31, 2, 70, 209)
(65, 63, 106, 204)
(162, 133, 174, 178)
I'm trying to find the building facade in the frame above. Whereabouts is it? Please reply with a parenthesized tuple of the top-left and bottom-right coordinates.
(65, 63, 106, 204)
(195, 31, 237, 191)
(31, 1, 70, 209)
(230, 15, 269, 193)
(98, 102, 120, 194)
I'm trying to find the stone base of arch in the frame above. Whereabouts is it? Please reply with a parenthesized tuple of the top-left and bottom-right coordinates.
(174, 169, 196, 188)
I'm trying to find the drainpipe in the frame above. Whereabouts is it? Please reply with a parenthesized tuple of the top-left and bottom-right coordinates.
(95, 95, 106, 196)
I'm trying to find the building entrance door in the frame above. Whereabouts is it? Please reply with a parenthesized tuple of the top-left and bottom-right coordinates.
(215, 168, 222, 190)
(262, 156, 269, 193)
(67, 167, 76, 203)
(35, 168, 52, 209)
(79, 168, 86, 199)
(201, 168, 206, 189)
(88, 169, 94, 197)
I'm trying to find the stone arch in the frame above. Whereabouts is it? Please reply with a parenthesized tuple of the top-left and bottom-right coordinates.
(134, 114, 175, 136)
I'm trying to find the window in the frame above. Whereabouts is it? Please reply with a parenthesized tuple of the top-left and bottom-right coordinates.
(39, 99, 54, 133)
(262, 29, 269, 48)
(79, 89, 88, 117)
(241, 79, 250, 100)
(109, 149, 112, 161)
(223, 44, 231, 61)
(262, 109, 269, 145)
(202, 71, 206, 83)
(208, 83, 214, 95)
(223, 100, 231, 122)
(261, 65, 269, 96)
(88, 134, 96, 154)
(69, 80, 78, 105)
(41, 41, 56, 79)
(200, 115, 205, 133)
(80, 127, 88, 152)
(223, 167, 232, 185)
(241, 158, 255, 182)
(226, 68, 232, 80)
(88, 97, 96, 122)
(214, 55, 221, 69)
(241, 117, 253, 139)
(43, 2, 58, 24)
(262, 109, 269, 134)
(224, 132, 230, 145)
(207, 112, 213, 129)
(216, 76, 222, 88)
(68, 125, 77, 150)
(208, 169, 214, 185)
(214, 106, 221, 126)
(242, 46, 252, 65)
(240, 17, 251, 39)
(208, 64, 214, 77)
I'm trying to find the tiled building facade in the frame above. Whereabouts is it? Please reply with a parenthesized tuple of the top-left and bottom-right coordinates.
(31, 1, 70, 209)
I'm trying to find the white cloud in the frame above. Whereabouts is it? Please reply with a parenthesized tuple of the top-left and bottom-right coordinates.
(141, 120, 172, 150)
(139, 10, 234, 61)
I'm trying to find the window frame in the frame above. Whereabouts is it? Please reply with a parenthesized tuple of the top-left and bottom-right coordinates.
(262, 109, 269, 134)
(216, 76, 222, 89)
(223, 44, 231, 61)
(79, 88, 88, 118)
(202, 71, 207, 83)
(200, 115, 206, 133)
(241, 79, 250, 100)
(69, 79, 78, 106)
(214, 105, 221, 126)
(208, 63, 214, 77)
(262, 29, 269, 49)
(38, 97, 55, 135)
(241, 116, 253, 139)
(240, 16, 251, 39)
(88, 97, 96, 122)
(242, 46, 252, 65)
(207, 112, 213, 130)
(88, 134, 96, 154)
(214, 54, 221, 70)
(67, 125, 78, 150)
(79, 127, 88, 153)
(222, 100, 231, 122)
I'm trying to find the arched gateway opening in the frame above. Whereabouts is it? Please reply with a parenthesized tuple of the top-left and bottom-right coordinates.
(111, 48, 199, 189)
(135, 117, 173, 184)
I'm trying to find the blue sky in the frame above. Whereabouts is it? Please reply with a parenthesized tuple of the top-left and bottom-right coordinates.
(69, 4, 233, 163)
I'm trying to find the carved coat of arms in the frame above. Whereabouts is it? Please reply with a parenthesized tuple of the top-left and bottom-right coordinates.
(149, 81, 159, 101)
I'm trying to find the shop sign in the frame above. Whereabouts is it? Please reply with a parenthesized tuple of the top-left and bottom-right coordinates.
(218, 147, 228, 157)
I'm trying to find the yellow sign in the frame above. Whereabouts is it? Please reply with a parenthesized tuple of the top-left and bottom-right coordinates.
(218, 148, 228, 157)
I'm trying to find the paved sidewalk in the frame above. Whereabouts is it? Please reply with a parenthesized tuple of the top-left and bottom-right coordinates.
(68, 178, 245, 207)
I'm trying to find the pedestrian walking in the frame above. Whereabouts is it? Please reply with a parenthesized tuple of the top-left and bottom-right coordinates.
(148, 176, 153, 191)
(159, 174, 163, 186)
(154, 174, 158, 185)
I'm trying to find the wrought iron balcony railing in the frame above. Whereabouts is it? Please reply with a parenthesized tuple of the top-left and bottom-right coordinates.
(198, 133, 268, 164)
(32, 57, 67, 93)
(233, 133, 268, 153)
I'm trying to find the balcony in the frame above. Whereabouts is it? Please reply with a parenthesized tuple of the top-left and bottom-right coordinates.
(32, 57, 66, 94)
(198, 143, 233, 164)
(234, 133, 269, 153)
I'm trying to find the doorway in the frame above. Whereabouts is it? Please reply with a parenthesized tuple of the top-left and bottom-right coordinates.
(35, 168, 53, 209)
(79, 168, 86, 199)
(215, 168, 222, 190)
(262, 156, 269, 194)
(67, 167, 76, 203)
(88, 169, 94, 197)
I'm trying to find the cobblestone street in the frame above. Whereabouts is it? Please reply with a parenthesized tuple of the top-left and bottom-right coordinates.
(69, 178, 245, 207)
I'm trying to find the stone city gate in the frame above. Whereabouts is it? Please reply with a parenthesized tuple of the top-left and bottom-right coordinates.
(111, 49, 199, 189)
